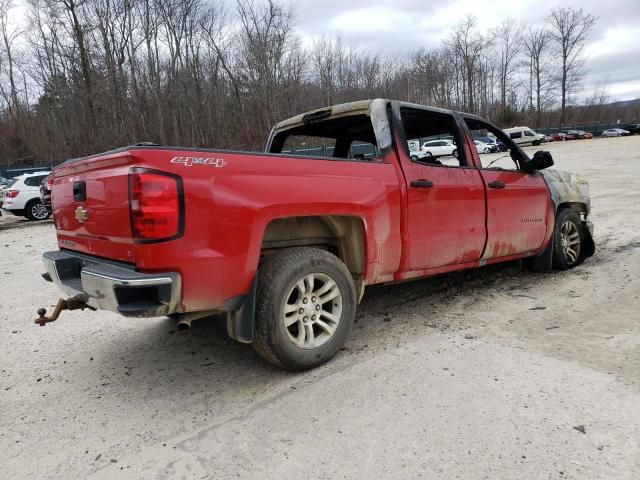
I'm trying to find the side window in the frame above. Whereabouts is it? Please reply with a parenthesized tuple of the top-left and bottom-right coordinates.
(524, 130, 535, 137)
(400, 108, 466, 167)
(282, 135, 336, 158)
(24, 175, 46, 186)
(270, 114, 380, 161)
(465, 118, 523, 170)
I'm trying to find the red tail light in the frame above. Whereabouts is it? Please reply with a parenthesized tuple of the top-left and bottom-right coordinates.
(46, 177, 54, 190)
(129, 169, 184, 242)
(6, 190, 19, 198)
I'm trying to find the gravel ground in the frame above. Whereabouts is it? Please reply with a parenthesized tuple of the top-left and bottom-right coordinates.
(1, 136, 639, 479)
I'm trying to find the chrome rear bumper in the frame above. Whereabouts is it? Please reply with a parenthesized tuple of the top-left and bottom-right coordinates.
(42, 250, 181, 317)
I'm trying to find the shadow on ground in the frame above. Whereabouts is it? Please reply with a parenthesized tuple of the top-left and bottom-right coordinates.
(0, 216, 52, 231)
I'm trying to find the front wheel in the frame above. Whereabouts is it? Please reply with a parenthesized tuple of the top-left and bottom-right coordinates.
(252, 247, 357, 370)
(452, 149, 458, 158)
(552, 209, 583, 270)
(25, 200, 50, 221)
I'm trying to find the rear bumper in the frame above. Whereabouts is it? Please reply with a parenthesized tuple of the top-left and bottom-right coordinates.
(42, 250, 181, 317)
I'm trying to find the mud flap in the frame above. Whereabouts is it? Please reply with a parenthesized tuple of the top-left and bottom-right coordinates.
(527, 239, 554, 272)
(527, 219, 595, 272)
(226, 274, 257, 343)
(580, 223, 596, 260)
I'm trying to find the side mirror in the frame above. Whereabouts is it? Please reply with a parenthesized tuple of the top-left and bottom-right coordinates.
(525, 150, 554, 171)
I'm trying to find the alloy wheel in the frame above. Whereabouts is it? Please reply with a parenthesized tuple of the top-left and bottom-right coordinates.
(282, 272, 343, 349)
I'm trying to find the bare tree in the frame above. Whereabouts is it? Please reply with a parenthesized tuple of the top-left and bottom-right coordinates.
(523, 27, 555, 127)
(494, 19, 521, 122)
(0, 0, 21, 117)
(445, 16, 494, 113)
(547, 7, 596, 126)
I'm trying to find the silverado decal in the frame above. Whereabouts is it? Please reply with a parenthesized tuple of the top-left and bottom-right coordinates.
(171, 156, 227, 168)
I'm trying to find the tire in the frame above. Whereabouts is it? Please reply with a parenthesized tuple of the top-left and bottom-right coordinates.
(552, 209, 583, 270)
(483, 147, 490, 154)
(252, 247, 357, 370)
(423, 151, 432, 158)
(25, 200, 50, 221)
(452, 149, 458, 158)
(410, 155, 418, 161)
(532, 140, 541, 146)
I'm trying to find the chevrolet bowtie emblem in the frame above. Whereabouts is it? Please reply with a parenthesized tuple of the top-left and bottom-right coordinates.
(75, 206, 89, 222)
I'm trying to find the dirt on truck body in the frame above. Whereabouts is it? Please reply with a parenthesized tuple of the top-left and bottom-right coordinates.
(39, 99, 594, 370)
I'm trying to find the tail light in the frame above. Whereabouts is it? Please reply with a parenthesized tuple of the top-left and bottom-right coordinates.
(128, 169, 184, 242)
(6, 190, 19, 198)
(46, 177, 54, 190)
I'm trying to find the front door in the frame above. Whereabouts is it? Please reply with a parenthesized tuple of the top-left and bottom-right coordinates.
(464, 117, 551, 259)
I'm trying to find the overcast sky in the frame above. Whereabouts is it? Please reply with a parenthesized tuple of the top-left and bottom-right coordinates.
(292, 0, 640, 101)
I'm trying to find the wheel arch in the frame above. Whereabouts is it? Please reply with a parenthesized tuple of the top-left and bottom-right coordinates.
(259, 215, 367, 300)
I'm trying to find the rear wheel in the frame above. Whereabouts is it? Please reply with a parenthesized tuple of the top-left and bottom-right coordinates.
(252, 247, 357, 370)
(25, 200, 50, 221)
(423, 151, 432, 158)
(552, 209, 583, 270)
(452, 149, 458, 158)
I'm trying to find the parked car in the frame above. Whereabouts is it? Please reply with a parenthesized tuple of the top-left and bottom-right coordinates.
(503, 126, 545, 146)
(38, 99, 594, 370)
(474, 140, 492, 153)
(420, 139, 457, 158)
(543, 135, 554, 142)
(553, 131, 579, 141)
(0, 176, 12, 214)
(475, 136, 500, 152)
(625, 124, 640, 135)
(565, 130, 592, 140)
(601, 128, 629, 137)
(1, 171, 51, 220)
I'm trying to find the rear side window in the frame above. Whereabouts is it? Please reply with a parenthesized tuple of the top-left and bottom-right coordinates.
(270, 114, 380, 161)
(24, 175, 47, 187)
(509, 131, 522, 139)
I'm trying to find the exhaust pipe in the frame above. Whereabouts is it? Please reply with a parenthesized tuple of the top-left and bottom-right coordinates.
(176, 317, 192, 331)
(173, 310, 217, 332)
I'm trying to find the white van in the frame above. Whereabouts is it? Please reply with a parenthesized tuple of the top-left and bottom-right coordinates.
(503, 126, 544, 146)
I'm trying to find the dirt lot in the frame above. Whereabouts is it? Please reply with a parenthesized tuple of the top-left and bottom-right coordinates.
(1, 137, 639, 479)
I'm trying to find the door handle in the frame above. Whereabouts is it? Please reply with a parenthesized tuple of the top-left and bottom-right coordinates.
(488, 181, 505, 189)
(410, 179, 434, 188)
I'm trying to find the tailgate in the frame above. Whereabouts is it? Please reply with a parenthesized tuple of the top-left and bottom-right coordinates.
(52, 152, 136, 263)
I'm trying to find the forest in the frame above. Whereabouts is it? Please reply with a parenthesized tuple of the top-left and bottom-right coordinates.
(0, 0, 635, 168)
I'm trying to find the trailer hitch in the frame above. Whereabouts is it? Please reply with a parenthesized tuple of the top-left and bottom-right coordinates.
(35, 297, 96, 326)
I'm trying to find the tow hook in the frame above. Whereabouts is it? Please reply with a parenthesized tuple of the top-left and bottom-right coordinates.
(35, 297, 96, 326)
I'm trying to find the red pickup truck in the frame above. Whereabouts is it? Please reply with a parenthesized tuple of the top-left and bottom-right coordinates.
(39, 99, 594, 370)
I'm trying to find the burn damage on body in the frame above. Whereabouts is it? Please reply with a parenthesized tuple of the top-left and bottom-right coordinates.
(266, 99, 393, 154)
(542, 169, 592, 215)
(528, 169, 596, 271)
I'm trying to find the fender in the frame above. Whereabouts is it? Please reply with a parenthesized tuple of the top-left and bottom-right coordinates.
(529, 169, 595, 272)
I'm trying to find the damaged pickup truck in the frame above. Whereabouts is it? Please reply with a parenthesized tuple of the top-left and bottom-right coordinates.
(38, 99, 594, 370)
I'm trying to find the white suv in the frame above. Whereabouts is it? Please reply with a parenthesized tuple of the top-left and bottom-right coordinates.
(1, 171, 51, 220)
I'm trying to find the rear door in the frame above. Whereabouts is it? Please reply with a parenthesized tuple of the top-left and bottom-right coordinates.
(464, 118, 550, 259)
(396, 106, 487, 272)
